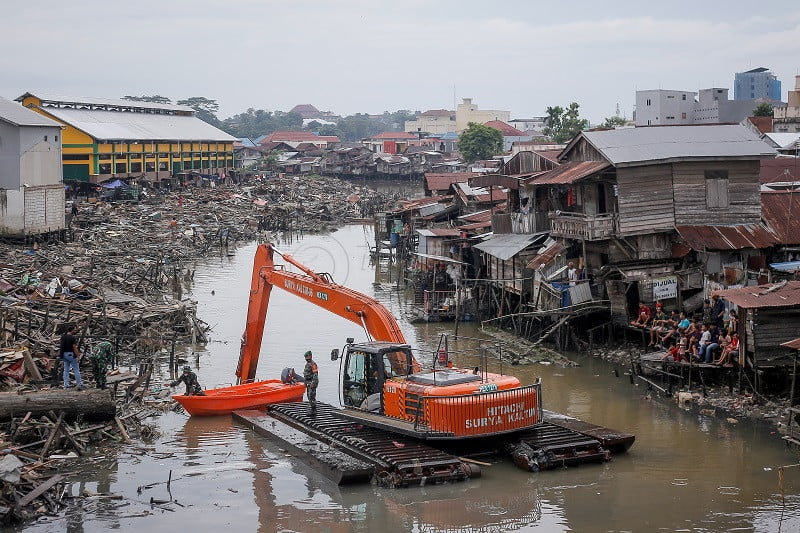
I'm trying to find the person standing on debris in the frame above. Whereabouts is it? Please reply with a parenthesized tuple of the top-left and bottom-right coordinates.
(59, 325, 84, 390)
(91, 340, 114, 389)
(303, 351, 319, 411)
(168, 366, 205, 396)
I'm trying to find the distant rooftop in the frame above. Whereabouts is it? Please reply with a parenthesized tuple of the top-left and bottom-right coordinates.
(0, 96, 62, 128)
(16, 92, 193, 113)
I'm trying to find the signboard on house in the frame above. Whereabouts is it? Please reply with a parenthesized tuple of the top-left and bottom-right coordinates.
(652, 276, 678, 300)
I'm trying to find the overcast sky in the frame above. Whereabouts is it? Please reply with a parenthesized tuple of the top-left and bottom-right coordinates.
(3, 1, 799, 124)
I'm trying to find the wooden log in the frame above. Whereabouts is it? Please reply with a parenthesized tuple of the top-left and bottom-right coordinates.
(0, 389, 116, 422)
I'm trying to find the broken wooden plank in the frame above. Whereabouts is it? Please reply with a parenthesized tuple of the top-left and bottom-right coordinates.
(17, 474, 64, 507)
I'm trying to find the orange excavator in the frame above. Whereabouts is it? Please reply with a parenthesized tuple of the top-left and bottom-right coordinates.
(236, 243, 542, 439)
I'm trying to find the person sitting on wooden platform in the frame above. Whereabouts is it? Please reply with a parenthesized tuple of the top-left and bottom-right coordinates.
(715, 332, 739, 367)
(648, 302, 667, 346)
(630, 303, 651, 328)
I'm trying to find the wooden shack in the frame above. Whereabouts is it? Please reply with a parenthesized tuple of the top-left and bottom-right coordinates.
(716, 281, 800, 393)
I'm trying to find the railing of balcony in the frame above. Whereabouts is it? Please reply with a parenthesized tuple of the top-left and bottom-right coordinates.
(548, 211, 616, 240)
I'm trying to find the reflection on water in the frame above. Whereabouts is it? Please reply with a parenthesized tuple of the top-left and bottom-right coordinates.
(15, 225, 800, 532)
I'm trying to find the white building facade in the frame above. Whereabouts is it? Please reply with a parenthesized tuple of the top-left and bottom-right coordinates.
(0, 97, 65, 237)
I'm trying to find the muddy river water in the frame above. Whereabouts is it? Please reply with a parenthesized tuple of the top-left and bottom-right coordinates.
(18, 224, 800, 532)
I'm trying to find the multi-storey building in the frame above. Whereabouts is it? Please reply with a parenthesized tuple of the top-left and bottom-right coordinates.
(734, 67, 781, 101)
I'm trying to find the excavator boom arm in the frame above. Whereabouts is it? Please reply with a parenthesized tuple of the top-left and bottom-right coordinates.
(236, 243, 406, 383)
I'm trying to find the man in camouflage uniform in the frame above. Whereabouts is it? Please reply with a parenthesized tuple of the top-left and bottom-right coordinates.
(91, 340, 114, 389)
(303, 350, 319, 412)
(169, 366, 205, 396)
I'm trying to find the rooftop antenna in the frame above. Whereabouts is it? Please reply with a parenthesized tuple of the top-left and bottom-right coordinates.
(615, 102, 620, 117)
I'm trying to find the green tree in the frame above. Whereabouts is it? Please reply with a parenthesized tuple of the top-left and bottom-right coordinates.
(753, 102, 774, 117)
(177, 96, 220, 126)
(458, 122, 503, 162)
(600, 115, 628, 129)
(543, 102, 589, 143)
(123, 95, 172, 104)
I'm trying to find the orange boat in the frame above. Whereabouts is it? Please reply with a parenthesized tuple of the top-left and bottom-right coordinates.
(172, 380, 305, 416)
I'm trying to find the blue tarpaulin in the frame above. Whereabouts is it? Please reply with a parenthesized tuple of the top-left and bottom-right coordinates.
(770, 261, 800, 272)
(102, 179, 128, 189)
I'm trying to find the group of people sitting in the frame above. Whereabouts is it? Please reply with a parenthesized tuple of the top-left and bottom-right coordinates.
(630, 295, 739, 367)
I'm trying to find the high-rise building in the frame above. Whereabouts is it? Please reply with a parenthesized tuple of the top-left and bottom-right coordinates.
(734, 67, 781, 101)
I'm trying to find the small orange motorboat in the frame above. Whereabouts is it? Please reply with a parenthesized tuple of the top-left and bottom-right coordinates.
(172, 380, 305, 416)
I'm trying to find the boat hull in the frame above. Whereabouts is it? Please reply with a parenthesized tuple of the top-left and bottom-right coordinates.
(172, 380, 306, 416)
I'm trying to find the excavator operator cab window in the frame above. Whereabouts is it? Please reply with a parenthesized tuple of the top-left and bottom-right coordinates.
(382, 349, 411, 378)
(343, 350, 368, 407)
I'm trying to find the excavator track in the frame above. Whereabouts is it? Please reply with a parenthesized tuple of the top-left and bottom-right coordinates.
(508, 423, 610, 471)
(268, 402, 475, 487)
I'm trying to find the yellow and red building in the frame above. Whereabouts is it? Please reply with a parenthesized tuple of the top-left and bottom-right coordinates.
(16, 92, 235, 184)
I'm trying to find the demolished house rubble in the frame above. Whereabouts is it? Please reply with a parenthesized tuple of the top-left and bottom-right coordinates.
(0, 174, 400, 525)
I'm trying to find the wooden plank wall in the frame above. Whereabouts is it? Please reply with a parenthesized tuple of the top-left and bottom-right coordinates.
(753, 308, 800, 353)
(616, 164, 675, 236)
(672, 160, 761, 225)
(562, 138, 604, 162)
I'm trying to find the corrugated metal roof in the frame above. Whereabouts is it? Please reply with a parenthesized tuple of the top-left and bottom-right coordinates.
(417, 228, 461, 237)
(781, 338, 800, 350)
(458, 219, 493, 231)
(675, 224, 778, 250)
(458, 209, 491, 222)
(715, 281, 800, 309)
(761, 191, 800, 245)
(526, 240, 566, 269)
(473, 233, 547, 261)
(580, 125, 776, 166)
(17, 92, 193, 112)
(0, 97, 61, 127)
(40, 107, 235, 142)
(763, 132, 800, 150)
(425, 172, 477, 191)
(759, 158, 799, 183)
(530, 160, 610, 185)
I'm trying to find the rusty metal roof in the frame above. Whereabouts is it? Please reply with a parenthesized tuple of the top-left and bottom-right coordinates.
(424, 172, 477, 191)
(761, 191, 800, 245)
(781, 338, 800, 350)
(760, 158, 799, 183)
(530, 161, 611, 185)
(715, 281, 800, 309)
(675, 224, 778, 250)
(526, 240, 566, 269)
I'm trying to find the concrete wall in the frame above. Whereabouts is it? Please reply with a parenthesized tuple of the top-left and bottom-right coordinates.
(0, 121, 22, 189)
(456, 99, 510, 133)
(19, 126, 62, 187)
(635, 90, 695, 126)
(405, 115, 455, 135)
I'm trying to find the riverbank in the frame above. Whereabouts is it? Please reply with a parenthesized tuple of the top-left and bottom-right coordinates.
(582, 342, 794, 435)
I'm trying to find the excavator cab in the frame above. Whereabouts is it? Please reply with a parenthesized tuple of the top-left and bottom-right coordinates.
(335, 341, 415, 412)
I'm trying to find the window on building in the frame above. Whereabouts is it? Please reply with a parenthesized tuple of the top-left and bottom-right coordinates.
(63, 154, 89, 161)
(115, 163, 127, 173)
(158, 162, 168, 171)
(55, 136, 58, 142)
(646, 99, 651, 106)
(667, 95, 675, 99)
(99, 154, 111, 161)
(99, 163, 111, 174)
(666, 116, 675, 120)
(130, 162, 142, 172)
(705, 170, 729, 209)
(682, 112, 687, 119)
(682, 94, 686, 101)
